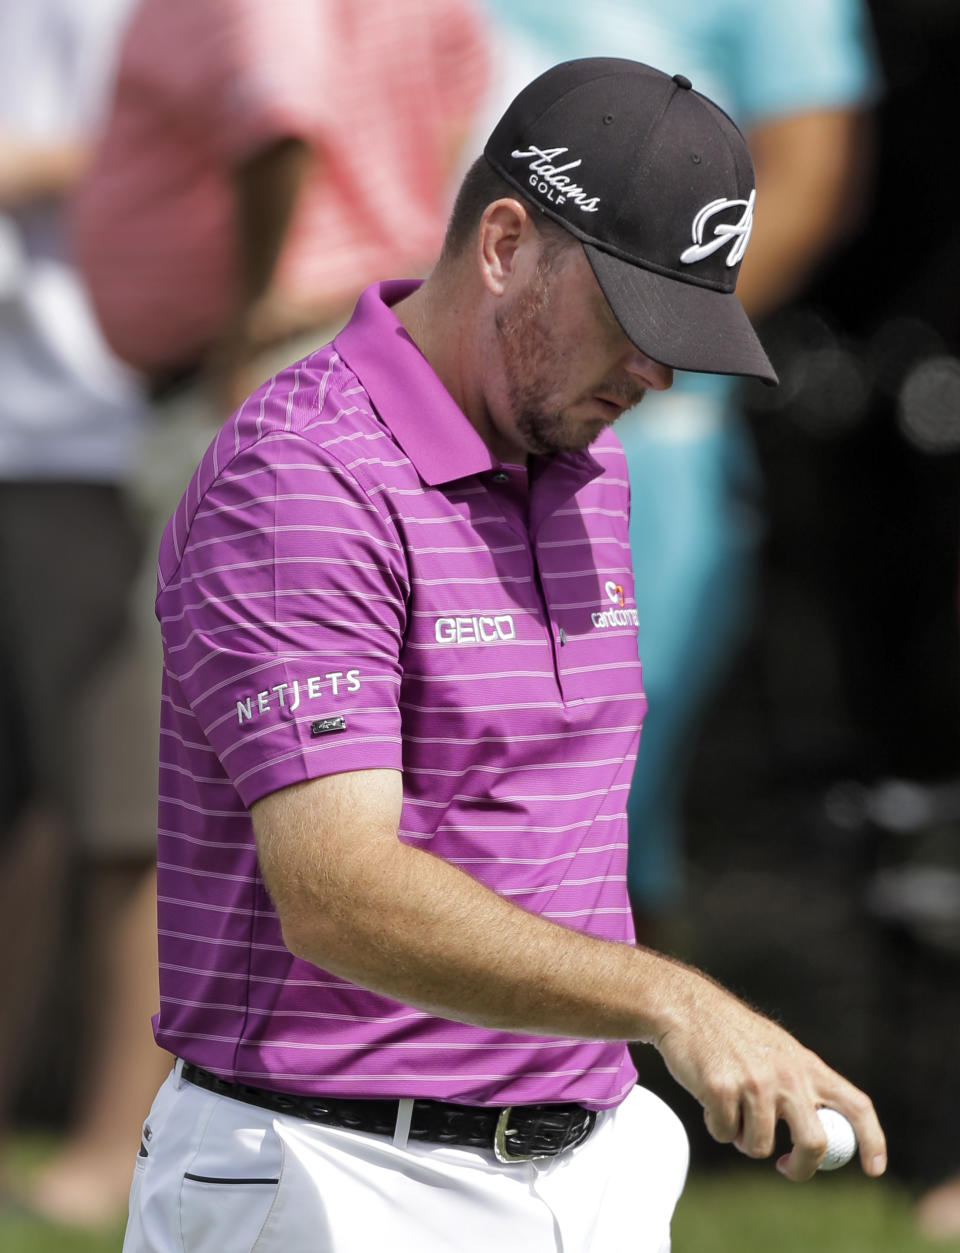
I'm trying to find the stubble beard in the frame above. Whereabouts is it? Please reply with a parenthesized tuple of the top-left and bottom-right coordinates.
(494, 266, 646, 456)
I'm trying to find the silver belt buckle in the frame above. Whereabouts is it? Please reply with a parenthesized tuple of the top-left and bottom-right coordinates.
(494, 1106, 544, 1164)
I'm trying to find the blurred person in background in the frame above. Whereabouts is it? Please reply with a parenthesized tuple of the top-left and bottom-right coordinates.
(75, 0, 490, 439)
(475, 0, 880, 942)
(0, 0, 170, 1231)
(58, 0, 488, 1225)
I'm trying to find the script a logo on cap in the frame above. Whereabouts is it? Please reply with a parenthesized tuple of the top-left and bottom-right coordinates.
(680, 189, 756, 268)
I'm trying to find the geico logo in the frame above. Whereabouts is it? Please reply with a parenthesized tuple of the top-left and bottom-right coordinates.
(434, 615, 517, 645)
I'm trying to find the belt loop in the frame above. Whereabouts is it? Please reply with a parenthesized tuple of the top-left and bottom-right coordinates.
(392, 1099, 414, 1149)
(173, 1057, 185, 1090)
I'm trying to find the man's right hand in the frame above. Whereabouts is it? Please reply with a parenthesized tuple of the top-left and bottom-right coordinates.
(651, 963, 887, 1180)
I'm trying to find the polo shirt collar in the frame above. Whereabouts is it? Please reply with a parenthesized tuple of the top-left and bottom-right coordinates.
(334, 281, 496, 486)
(334, 281, 606, 494)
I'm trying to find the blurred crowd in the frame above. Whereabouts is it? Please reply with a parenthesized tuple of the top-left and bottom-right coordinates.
(1, 0, 959, 1239)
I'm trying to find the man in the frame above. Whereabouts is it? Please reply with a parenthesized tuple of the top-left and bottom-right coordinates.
(125, 60, 886, 1253)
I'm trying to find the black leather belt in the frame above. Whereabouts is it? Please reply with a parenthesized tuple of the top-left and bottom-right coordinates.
(180, 1062, 597, 1163)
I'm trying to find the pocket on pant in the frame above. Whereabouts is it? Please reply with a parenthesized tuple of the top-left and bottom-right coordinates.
(180, 1174, 282, 1253)
(179, 1105, 284, 1253)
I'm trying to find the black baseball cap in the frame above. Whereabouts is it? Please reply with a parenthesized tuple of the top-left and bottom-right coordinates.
(484, 57, 777, 384)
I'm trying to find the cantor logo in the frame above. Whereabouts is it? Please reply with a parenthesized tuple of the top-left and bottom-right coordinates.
(604, 580, 625, 608)
(591, 582, 638, 630)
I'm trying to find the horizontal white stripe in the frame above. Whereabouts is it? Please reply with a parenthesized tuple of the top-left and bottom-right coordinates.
(163, 583, 403, 629)
(158, 831, 250, 852)
(159, 761, 234, 788)
(402, 725, 638, 746)
(159, 961, 360, 992)
(538, 537, 615, 551)
(217, 703, 399, 763)
(411, 669, 554, 684)
(408, 604, 539, 619)
(403, 638, 546, 652)
(396, 691, 640, 715)
(183, 524, 404, 559)
(402, 784, 627, 811)
(169, 548, 405, 598)
(159, 895, 263, 917)
(159, 928, 287, 953)
(540, 568, 631, 582)
(542, 906, 631, 919)
(233, 735, 401, 786)
(449, 843, 628, 867)
(167, 1033, 588, 1056)
(563, 661, 640, 676)
(218, 459, 353, 485)
(381, 512, 474, 527)
(157, 795, 247, 819)
(159, 727, 218, 758)
(343, 453, 410, 473)
(157, 862, 258, 886)
(164, 995, 428, 1026)
(403, 756, 627, 777)
(496, 874, 623, 896)
(398, 699, 561, 715)
(402, 573, 533, 588)
(196, 491, 382, 524)
(397, 542, 525, 556)
(555, 505, 628, 521)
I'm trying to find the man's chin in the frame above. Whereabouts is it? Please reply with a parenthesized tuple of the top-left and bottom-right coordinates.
(515, 404, 619, 455)
(569, 418, 615, 451)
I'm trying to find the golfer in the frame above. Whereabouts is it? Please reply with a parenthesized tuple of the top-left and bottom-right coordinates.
(123, 59, 886, 1253)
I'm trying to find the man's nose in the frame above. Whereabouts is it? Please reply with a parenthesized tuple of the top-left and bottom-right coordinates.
(623, 348, 674, 392)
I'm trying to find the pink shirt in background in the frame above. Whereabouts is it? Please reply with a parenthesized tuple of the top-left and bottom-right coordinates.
(73, 0, 489, 374)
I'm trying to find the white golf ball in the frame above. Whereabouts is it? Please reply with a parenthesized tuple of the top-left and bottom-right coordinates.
(816, 1107, 857, 1171)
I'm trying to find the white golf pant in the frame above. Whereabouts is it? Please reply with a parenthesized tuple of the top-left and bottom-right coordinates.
(122, 1067, 689, 1253)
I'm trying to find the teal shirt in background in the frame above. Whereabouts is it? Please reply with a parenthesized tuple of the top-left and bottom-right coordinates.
(476, 0, 881, 910)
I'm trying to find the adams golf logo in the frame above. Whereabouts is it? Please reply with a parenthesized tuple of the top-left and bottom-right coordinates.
(510, 146, 601, 212)
(591, 581, 639, 630)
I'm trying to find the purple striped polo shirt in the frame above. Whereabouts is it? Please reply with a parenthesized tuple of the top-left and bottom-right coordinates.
(154, 280, 647, 1109)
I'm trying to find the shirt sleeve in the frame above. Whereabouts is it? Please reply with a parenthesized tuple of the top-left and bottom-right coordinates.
(159, 431, 409, 808)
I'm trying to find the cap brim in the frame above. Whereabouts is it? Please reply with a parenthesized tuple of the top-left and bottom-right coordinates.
(583, 244, 778, 385)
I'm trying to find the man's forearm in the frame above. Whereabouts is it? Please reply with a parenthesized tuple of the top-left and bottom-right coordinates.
(232, 136, 314, 319)
(252, 769, 886, 1180)
(0, 135, 89, 209)
(254, 769, 681, 1042)
(204, 137, 314, 414)
(736, 109, 870, 319)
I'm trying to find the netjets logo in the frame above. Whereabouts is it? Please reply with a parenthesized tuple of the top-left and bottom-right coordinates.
(680, 189, 756, 267)
(591, 582, 639, 630)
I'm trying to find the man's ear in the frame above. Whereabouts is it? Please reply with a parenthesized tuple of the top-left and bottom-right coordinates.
(477, 198, 536, 296)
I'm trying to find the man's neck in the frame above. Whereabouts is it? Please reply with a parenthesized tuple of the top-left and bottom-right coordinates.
(393, 271, 480, 439)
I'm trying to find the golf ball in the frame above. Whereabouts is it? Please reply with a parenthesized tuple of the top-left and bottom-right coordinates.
(817, 1107, 857, 1171)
